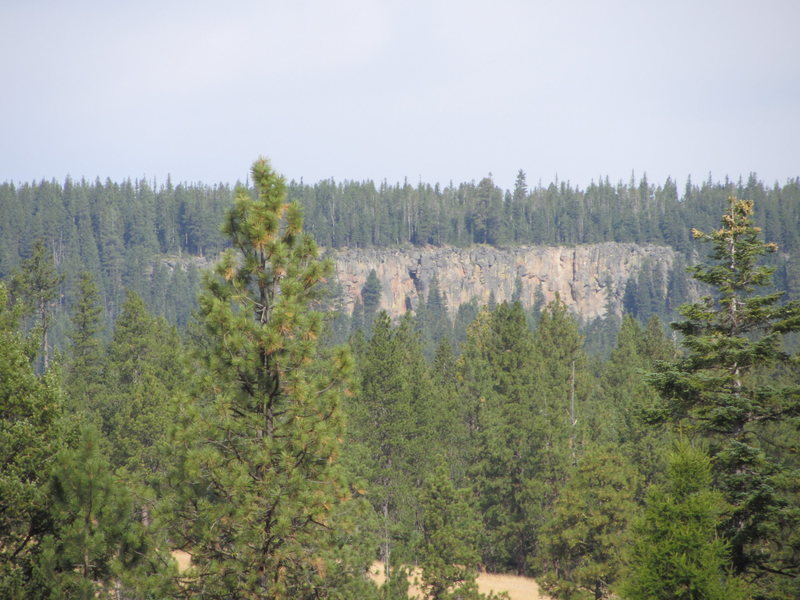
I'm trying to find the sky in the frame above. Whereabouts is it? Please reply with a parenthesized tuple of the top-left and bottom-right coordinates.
(1, 0, 798, 192)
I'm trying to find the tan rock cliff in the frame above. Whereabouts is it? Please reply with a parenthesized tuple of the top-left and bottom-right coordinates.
(332, 243, 680, 321)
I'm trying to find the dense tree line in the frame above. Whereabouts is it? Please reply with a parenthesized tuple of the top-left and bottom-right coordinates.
(1, 173, 799, 355)
(1, 163, 799, 598)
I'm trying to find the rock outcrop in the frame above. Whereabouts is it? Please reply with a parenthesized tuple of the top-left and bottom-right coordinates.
(332, 243, 681, 321)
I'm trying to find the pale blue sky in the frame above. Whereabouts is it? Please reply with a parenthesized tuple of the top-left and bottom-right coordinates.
(1, 0, 798, 191)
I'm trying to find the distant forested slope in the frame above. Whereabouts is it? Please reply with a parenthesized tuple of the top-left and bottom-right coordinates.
(1, 172, 798, 348)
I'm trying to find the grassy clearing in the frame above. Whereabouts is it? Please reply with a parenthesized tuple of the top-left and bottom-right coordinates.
(368, 562, 550, 600)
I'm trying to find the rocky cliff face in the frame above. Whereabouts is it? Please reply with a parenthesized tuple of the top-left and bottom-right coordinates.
(332, 243, 681, 322)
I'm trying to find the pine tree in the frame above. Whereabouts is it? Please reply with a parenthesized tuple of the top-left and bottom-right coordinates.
(650, 197, 800, 592)
(417, 274, 452, 357)
(346, 311, 437, 590)
(464, 302, 543, 573)
(35, 424, 173, 599)
(165, 159, 359, 599)
(601, 315, 671, 483)
(105, 290, 184, 476)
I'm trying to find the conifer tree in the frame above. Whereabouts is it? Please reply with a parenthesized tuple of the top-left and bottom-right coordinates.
(346, 311, 436, 591)
(361, 268, 382, 333)
(464, 302, 542, 573)
(417, 463, 493, 600)
(622, 441, 749, 600)
(105, 290, 184, 475)
(9, 238, 63, 370)
(539, 445, 641, 600)
(601, 315, 670, 482)
(416, 274, 452, 356)
(650, 197, 800, 592)
(35, 424, 172, 599)
(64, 272, 106, 419)
(165, 159, 358, 599)
(0, 283, 63, 598)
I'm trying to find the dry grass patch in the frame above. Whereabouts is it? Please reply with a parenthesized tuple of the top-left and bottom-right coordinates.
(369, 562, 551, 600)
(172, 550, 192, 573)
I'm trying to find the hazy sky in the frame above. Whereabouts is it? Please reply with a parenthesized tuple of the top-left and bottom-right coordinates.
(2, 0, 798, 191)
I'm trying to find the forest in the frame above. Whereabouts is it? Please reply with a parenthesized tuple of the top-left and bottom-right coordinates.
(1, 160, 799, 600)
(1, 170, 799, 352)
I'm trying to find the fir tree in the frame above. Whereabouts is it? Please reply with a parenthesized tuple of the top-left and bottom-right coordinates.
(539, 445, 641, 600)
(64, 272, 106, 419)
(361, 268, 382, 333)
(35, 424, 172, 599)
(650, 197, 800, 592)
(9, 238, 63, 370)
(105, 290, 184, 476)
(417, 463, 493, 600)
(622, 441, 749, 600)
(465, 302, 542, 573)
(346, 311, 437, 591)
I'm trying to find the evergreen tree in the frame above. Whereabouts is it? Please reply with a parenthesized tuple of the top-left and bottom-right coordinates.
(417, 274, 452, 357)
(64, 272, 106, 419)
(346, 311, 437, 590)
(35, 424, 173, 599)
(465, 302, 543, 573)
(533, 296, 592, 457)
(361, 268, 382, 333)
(622, 441, 749, 600)
(601, 315, 670, 482)
(0, 283, 63, 598)
(539, 445, 641, 600)
(105, 290, 184, 475)
(430, 338, 471, 486)
(417, 463, 493, 600)
(165, 159, 359, 599)
(650, 197, 800, 593)
(9, 238, 63, 370)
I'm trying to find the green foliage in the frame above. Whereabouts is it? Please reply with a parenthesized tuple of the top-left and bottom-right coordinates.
(650, 197, 800, 594)
(346, 311, 439, 585)
(8, 238, 63, 370)
(0, 283, 63, 598)
(64, 272, 106, 420)
(622, 441, 750, 600)
(601, 315, 673, 482)
(417, 463, 494, 600)
(361, 268, 382, 334)
(103, 290, 186, 477)
(416, 274, 453, 357)
(164, 159, 360, 599)
(462, 302, 543, 573)
(3, 173, 800, 349)
(35, 424, 173, 599)
(539, 445, 641, 600)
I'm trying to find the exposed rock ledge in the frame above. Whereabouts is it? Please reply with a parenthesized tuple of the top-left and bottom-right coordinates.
(331, 243, 680, 322)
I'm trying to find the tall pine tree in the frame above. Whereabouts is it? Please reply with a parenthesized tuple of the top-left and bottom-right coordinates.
(165, 159, 359, 599)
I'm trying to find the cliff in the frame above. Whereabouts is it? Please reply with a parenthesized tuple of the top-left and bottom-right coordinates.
(332, 242, 682, 322)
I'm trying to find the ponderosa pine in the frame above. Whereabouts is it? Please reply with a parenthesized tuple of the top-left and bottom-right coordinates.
(165, 159, 359, 599)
